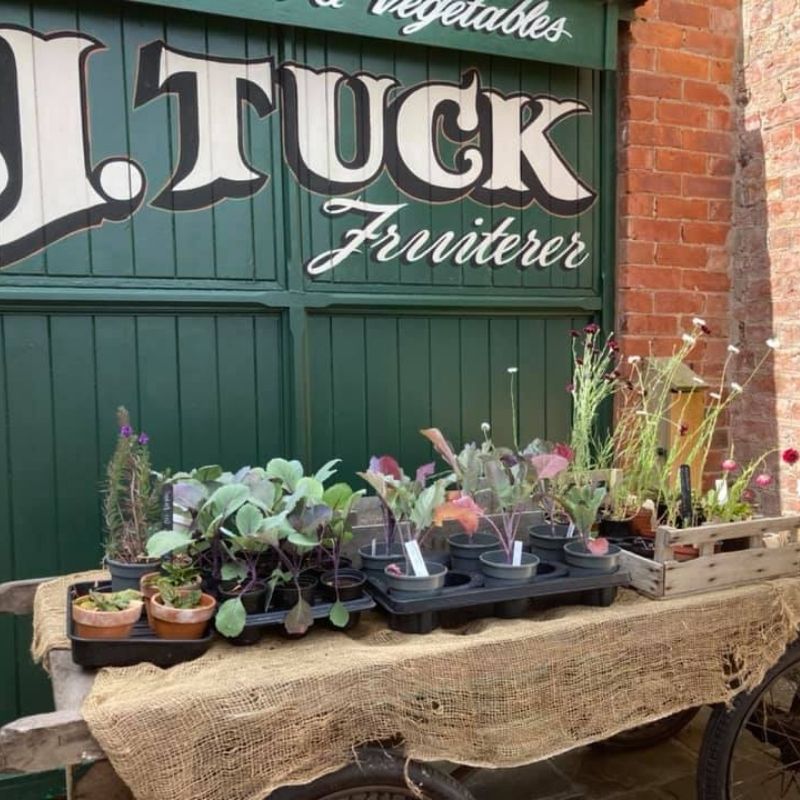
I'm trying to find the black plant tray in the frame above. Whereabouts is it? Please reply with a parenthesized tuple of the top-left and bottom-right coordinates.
(241, 595, 376, 630)
(67, 581, 214, 668)
(365, 560, 630, 634)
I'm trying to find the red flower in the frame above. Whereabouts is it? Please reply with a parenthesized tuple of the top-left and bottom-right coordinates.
(755, 473, 772, 488)
(700, 324, 712, 335)
(722, 459, 738, 472)
(783, 448, 800, 466)
(679, 423, 689, 437)
(566, 383, 575, 393)
(609, 339, 620, 352)
(553, 443, 574, 462)
(569, 329, 580, 338)
(583, 323, 600, 335)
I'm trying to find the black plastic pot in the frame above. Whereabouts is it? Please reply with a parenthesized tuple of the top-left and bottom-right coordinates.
(447, 532, 498, 573)
(271, 574, 318, 611)
(358, 542, 405, 574)
(563, 540, 622, 573)
(528, 524, 572, 563)
(218, 582, 268, 646)
(383, 561, 447, 598)
(479, 549, 539, 587)
(614, 537, 655, 560)
(320, 568, 367, 603)
(598, 518, 634, 539)
(106, 558, 161, 592)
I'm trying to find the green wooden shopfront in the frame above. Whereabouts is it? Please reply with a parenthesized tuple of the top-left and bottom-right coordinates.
(0, 0, 634, 794)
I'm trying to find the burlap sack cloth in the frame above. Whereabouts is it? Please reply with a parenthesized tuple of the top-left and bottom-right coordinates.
(33, 574, 800, 800)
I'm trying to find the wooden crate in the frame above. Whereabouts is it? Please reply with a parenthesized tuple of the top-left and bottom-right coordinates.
(620, 515, 800, 599)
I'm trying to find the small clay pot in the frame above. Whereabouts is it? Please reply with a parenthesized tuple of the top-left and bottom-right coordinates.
(150, 592, 216, 640)
(72, 597, 143, 640)
(139, 572, 161, 628)
(320, 569, 366, 603)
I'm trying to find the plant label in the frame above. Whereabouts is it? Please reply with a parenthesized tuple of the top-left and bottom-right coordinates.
(715, 478, 729, 503)
(513, 540, 523, 566)
(404, 540, 429, 577)
(566, 522, 576, 538)
(371, 538, 376, 556)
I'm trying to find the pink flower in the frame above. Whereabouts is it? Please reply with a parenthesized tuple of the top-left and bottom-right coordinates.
(755, 473, 772, 488)
(565, 383, 575, 393)
(783, 448, 800, 466)
(722, 459, 738, 472)
(583, 323, 600, 335)
(679, 423, 689, 437)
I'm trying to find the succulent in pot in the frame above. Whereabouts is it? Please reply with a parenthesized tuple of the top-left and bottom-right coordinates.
(102, 407, 164, 591)
(72, 589, 143, 639)
(150, 588, 216, 640)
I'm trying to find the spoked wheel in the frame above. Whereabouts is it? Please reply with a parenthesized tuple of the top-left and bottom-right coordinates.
(698, 639, 800, 798)
(596, 707, 700, 750)
(267, 749, 476, 800)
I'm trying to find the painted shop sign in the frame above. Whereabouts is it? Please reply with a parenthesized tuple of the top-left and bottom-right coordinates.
(127, 0, 621, 70)
(0, 26, 596, 274)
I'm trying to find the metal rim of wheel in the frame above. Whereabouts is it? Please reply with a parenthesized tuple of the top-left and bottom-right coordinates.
(266, 750, 476, 800)
(698, 639, 800, 799)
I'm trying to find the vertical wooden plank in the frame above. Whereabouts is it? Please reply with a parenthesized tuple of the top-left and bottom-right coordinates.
(459, 317, 490, 442)
(135, 315, 182, 469)
(518, 318, 547, 445)
(164, 13, 216, 280)
(50, 316, 102, 573)
(577, 67, 597, 292)
(397, 316, 431, 470)
(84, 3, 137, 277)
(121, 4, 177, 277)
(330, 316, 367, 478)
(488, 317, 519, 447)
(216, 316, 258, 467)
(429, 317, 462, 446)
(307, 314, 334, 470)
(365, 316, 401, 458)
(254, 313, 286, 460)
(207, 19, 257, 281)
(176, 316, 221, 467)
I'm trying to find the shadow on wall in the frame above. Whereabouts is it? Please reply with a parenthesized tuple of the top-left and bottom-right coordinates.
(731, 20, 780, 515)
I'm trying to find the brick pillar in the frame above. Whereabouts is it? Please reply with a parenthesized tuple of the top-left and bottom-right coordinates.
(734, 0, 800, 513)
(617, 0, 740, 477)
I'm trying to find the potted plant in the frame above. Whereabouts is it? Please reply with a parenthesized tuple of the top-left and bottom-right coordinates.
(525, 444, 573, 563)
(558, 482, 621, 573)
(355, 455, 407, 572)
(419, 428, 497, 572)
(150, 586, 216, 640)
(360, 459, 449, 594)
(102, 407, 164, 591)
(72, 589, 143, 639)
(317, 482, 367, 629)
(436, 449, 540, 585)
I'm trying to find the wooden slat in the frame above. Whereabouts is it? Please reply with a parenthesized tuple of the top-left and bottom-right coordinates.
(0, 578, 53, 616)
(0, 710, 101, 774)
(662, 544, 800, 597)
(617, 551, 664, 599)
(658, 515, 800, 549)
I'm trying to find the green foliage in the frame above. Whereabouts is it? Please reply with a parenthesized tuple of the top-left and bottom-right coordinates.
(77, 589, 141, 612)
(215, 597, 247, 638)
(103, 407, 162, 562)
(558, 484, 607, 539)
(157, 584, 202, 609)
(158, 559, 199, 588)
(328, 600, 349, 629)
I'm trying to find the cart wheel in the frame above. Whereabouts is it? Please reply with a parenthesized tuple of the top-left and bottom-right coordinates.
(595, 707, 700, 750)
(698, 638, 800, 798)
(267, 749, 476, 800)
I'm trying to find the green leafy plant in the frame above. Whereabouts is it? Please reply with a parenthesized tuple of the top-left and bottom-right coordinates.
(76, 589, 142, 612)
(157, 583, 202, 609)
(557, 483, 608, 553)
(103, 407, 163, 563)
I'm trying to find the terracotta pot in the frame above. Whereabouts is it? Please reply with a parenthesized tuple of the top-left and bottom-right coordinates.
(72, 597, 143, 640)
(140, 572, 161, 627)
(630, 509, 655, 537)
(150, 592, 216, 640)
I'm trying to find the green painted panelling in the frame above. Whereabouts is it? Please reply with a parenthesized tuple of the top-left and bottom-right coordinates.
(0, 770, 65, 799)
(0, 309, 286, 728)
(307, 313, 591, 483)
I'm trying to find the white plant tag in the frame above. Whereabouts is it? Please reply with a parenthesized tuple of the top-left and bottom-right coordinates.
(371, 538, 376, 556)
(404, 540, 429, 577)
(796, 478, 800, 498)
(513, 540, 523, 566)
(716, 478, 729, 503)
(566, 522, 576, 538)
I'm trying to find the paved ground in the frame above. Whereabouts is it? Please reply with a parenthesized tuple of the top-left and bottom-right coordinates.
(462, 710, 707, 800)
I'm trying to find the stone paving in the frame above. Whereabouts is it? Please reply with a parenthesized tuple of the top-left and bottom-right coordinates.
(462, 710, 707, 800)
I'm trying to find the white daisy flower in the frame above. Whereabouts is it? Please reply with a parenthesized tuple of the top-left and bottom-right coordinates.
(507, 366, 519, 374)
(481, 422, 491, 433)
(710, 392, 722, 400)
(682, 334, 696, 345)
(767, 338, 780, 350)
(731, 382, 743, 393)
(728, 344, 741, 355)
(627, 355, 641, 364)
(692, 376, 705, 385)
(692, 317, 707, 327)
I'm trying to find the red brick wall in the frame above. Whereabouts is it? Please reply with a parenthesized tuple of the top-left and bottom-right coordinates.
(733, 0, 800, 512)
(617, 0, 740, 476)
